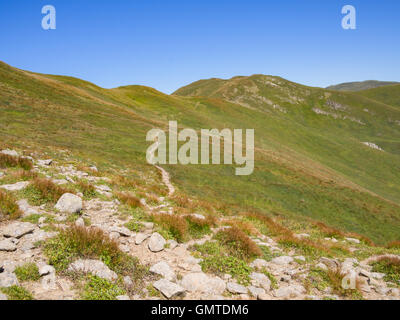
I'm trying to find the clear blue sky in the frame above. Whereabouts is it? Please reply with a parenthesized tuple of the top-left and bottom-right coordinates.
(1, 0, 399, 93)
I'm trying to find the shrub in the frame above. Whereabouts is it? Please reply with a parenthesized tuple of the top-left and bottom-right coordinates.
(81, 275, 126, 300)
(1, 286, 34, 300)
(24, 178, 72, 205)
(0, 190, 22, 219)
(371, 256, 400, 284)
(115, 192, 142, 208)
(0, 153, 33, 171)
(77, 180, 97, 199)
(43, 225, 141, 276)
(14, 263, 40, 282)
(215, 226, 262, 260)
(153, 214, 188, 242)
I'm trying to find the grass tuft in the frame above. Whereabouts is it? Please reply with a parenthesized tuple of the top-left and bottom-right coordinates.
(1, 286, 34, 300)
(14, 263, 41, 282)
(0, 153, 33, 171)
(0, 190, 22, 219)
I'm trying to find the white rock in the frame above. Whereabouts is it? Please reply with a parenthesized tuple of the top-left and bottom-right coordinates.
(320, 257, 339, 270)
(41, 272, 57, 290)
(68, 259, 117, 281)
(0, 272, 19, 287)
(39, 264, 55, 276)
(96, 185, 111, 192)
(75, 218, 85, 227)
(180, 273, 226, 295)
(316, 263, 328, 271)
(227, 282, 248, 294)
(345, 237, 360, 244)
(0, 293, 8, 300)
(295, 256, 306, 262)
(1, 222, 36, 239)
(0, 181, 29, 191)
(1, 149, 19, 157)
(250, 272, 271, 291)
(167, 240, 178, 249)
(248, 286, 266, 298)
(55, 193, 82, 214)
(17, 199, 39, 217)
(124, 276, 133, 287)
(37, 159, 53, 166)
(150, 261, 176, 281)
(116, 295, 130, 300)
(274, 285, 305, 299)
(109, 226, 131, 237)
(148, 232, 166, 252)
(250, 259, 268, 269)
(153, 279, 185, 299)
(135, 233, 150, 245)
(0, 239, 17, 252)
(271, 256, 294, 265)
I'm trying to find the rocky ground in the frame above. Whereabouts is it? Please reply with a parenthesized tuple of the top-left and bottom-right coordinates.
(0, 148, 399, 301)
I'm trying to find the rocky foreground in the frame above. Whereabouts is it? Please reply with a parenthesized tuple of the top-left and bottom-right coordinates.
(0, 148, 399, 300)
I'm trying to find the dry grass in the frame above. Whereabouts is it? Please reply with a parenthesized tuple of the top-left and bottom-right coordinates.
(30, 178, 72, 203)
(215, 226, 262, 260)
(387, 241, 400, 249)
(77, 180, 97, 198)
(115, 191, 142, 208)
(0, 190, 22, 220)
(314, 221, 375, 246)
(326, 267, 364, 299)
(153, 213, 188, 242)
(112, 175, 139, 189)
(244, 212, 293, 236)
(0, 153, 33, 170)
(225, 219, 259, 236)
(12, 169, 38, 181)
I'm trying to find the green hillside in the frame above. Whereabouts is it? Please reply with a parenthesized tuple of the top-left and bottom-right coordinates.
(326, 80, 399, 92)
(1, 62, 400, 244)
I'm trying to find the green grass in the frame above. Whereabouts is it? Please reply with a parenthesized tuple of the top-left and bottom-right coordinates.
(371, 258, 400, 285)
(14, 263, 40, 282)
(1, 286, 34, 300)
(1, 61, 400, 245)
(81, 275, 126, 300)
(193, 241, 253, 285)
(0, 189, 22, 219)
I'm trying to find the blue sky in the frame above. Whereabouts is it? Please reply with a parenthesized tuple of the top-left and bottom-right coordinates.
(1, 0, 399, 93)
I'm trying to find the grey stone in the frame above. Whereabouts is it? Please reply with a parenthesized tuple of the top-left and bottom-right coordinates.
(135, 233, 150, 245)
(274, 285, 305, 299)
(0, 272, 19, 288)
(150, 261, 176, 281)
(109, 226, 131, 237)
(116, 295, 130, 300)
(55, 193, 82, 214)
(148, 232, 166, 252)
(0, 239, 17, 252)
(17, 199, 39, 217)
(75, 218, 85, 227)
(249, 259, 268, 269)
(320, 257, 339, 270)
(0, 293, 8, 300)
(250, 272, 271, 291)
(271, 256, 294, 265)
(167, 240, 178, 249)
(0, 181, 30, 191)
(180, 273, 226, 295)
(37, 159, 53, 166)
(248, 286, 266, 298)
(39, 264, 55, 276)
(2, 222, 36, 239)
(1, 149, 19, 157)
(227, 282, 248, 294)
(153, 279, 185, 299)
(345, 237, 360, 244)
(68, 259, 117, 281)
(124, 276, 133, 287)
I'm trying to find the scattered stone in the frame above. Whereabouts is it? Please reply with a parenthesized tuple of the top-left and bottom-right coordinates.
(257, 292, 272, 300)
(274, 285, 305, 299)
(1, 222, 36, 239)
(52, 179, 68, 185)
(148, 232, 166, 252)
(0, 239, 17, 252)
(141, 222, 154, 230)
(109, 226, 131, 237)
(75, 218, 85, 227)
(227, 282, 248, 294)
(167, 240, 178, 249)
(150, 261, 176, 281)
(271, 256, 294, 265)
(135, 233, 150, 245)
(345, 237, 360, 244)
(1, 149, 19, 157)
(0, 181, 29, 191)
(0, 272, 19, 288)
(320, 257, 339, 270)
(124, 276, 133, 287)
(17, 199, 39, 217)
(55, 193, 82, 214)
(96, 185, 111, 192)
(250, 259, 268, 269)
(39, 264, 55, 276)
(250, 273, 271, 291)
(316, 263, 328, 271)
(248, 286, 266, 298)
(190, 214, 206, 220)
(0, 293, 8, 300)
(295, 256, 306, 262)
(68, 259, 117, 281)
(37, 159, 53, 166)
(153, 279, 185, 299)
(116, 295, 130, 300)
(41, 272, 57, 290)
(180, 273, 226, 295)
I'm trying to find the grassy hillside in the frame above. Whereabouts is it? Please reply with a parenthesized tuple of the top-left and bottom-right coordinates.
(357, 84, 400, 109)
(326, 80, 399, 92)
(1, 62, 400, 244)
